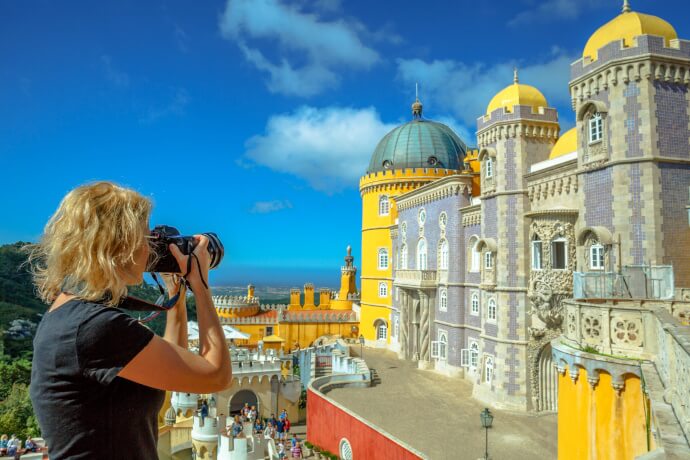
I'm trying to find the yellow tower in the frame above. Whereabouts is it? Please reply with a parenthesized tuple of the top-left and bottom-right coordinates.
(303, 283, 316, 310)
(319, 288, 332, 309)
(247, 284, 255, 298)
(359, 97, 467, 342)
(331, 245, 358, 311)
(289, 288, 301, 310)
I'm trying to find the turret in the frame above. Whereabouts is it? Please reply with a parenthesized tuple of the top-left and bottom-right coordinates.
(288, 288, 301, 311)
(191, 414, 219, 460)
(319, 288, 331, 309)
(247, 284, 255, 299)
(302, 283, 316, 310)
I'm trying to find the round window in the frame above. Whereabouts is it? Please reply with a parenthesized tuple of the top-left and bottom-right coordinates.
(382, 159, 393, 169)
(428, 156, 438, 166)
(339, 438, 353, 460)
(418, 209, 426, 226)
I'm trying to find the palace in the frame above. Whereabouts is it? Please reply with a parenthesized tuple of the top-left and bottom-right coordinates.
(357, 1, 690, 457)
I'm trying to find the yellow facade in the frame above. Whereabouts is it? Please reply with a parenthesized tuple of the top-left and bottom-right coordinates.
(359, 168, 456, 341)
(558, 367, 652, 460)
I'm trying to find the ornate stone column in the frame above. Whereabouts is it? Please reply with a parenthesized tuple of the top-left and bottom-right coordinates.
(418, 290, 430, 366)
(399, 289, 409, 360)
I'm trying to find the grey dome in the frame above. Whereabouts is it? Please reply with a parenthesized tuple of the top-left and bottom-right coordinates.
(368, 119, 467, 173)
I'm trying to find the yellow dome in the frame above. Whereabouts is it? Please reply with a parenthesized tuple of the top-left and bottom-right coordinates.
(486, 75, 548, 116)
(583, 7, 677, 61)
(549, 128, 577, 159)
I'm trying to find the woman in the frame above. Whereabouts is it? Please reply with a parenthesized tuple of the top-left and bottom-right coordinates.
(28, 181, 232, 459)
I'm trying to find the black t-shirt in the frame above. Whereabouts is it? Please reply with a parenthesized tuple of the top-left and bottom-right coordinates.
(30, 298, 165, 460)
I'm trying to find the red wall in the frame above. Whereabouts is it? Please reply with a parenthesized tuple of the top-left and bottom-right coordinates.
(307, 388, 423, 460)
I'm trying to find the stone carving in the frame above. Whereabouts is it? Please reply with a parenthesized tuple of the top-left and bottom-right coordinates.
(567, 311, 577, 337)
(418, 291, 430, 362)
(528, 279, 564, 330)
(582, 315, 602, 340)
(610, 316, 643, 347)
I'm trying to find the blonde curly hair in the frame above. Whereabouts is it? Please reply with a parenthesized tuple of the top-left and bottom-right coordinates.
(27, 181, 153, 307)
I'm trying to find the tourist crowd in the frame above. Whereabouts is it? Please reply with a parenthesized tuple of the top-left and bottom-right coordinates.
(225, 406, 302, 458)
(0, 434, 40, 458)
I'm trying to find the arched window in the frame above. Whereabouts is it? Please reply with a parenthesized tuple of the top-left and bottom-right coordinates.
(378, 248, 389, 270)
(439, 331, 448, 360)
(468, 236, 480, 272)
(551, 238, 567, 270)
(469, 341, 479, 368)
(487, 298, 497, 321)
(531, 235, 543, 270)
(439, 239, 449, 270)
(400, 244, 408, 269)
(378, 282, 388, 298)
(484, 251, 494, 270)
(379, 195, 390, 216)
(471, 293, 479, 315)
(589, 112, 603, 143)
(485, 356, 494, 383)
(417, 239, 428, 270)
(375, 321, 387, 341)
(590, 243, 604, 270)
(439, 289, 448, 312)
(486, 157, 493, 178)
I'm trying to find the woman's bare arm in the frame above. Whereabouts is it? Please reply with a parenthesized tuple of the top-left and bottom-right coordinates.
(119, 236, 231, 393)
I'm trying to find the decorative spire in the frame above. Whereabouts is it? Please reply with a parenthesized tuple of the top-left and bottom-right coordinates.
(344, 245, 354, 268)
(412, 82, 423, 119)
(513, 67, 519, 84)
(622, 0, 631, 13)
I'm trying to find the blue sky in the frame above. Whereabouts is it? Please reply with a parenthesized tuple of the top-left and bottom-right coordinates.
(1, 0, 688, 286)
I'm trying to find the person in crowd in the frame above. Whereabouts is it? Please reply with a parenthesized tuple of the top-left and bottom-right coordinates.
(283, 417, 291, 441)
(6, 435, 18, 457)
(277, 440, 286, 460)
(291, 440, 303, 459)
(231, 415, 243, 437)
(290, 433, 298, 448)
(263, 421, 275, 440)
(275, 417, 285, 441)
(200, 400, 209, 423)
(269, 413, 278, 427)
(28, 181, 232, 460)
(249, 405, 258, 422)
(24, 437, 38, 453)
(0, 434, 8, 456)
(279, 408, 288, 421)
(253, 417, 264, 435)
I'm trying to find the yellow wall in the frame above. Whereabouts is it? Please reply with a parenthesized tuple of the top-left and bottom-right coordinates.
(359, 169, 455, 341)
(558, 367, 652, 460)
(281, 322, 357, 349)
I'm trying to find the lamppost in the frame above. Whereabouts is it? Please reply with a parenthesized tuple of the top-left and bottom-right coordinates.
(480, 407, 493, 460)
(359, 334, 365, 359)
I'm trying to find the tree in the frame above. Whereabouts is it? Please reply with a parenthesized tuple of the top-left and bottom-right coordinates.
(0, 384, 41, 439)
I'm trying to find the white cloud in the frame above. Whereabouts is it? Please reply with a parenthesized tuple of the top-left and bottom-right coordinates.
(220, 0, 379, 97)
(244, 106, 397, 192)
(396, 50, 577, 134)
(251, 200, 293, 213)
(139, 87, 190, 124)
(100, 55, 129, 88)
(508, 0, 603, 27)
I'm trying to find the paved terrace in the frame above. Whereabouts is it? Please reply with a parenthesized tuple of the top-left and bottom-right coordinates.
(326, 347, 557, 460)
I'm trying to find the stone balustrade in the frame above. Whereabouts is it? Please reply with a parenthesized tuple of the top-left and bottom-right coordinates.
(393, 269, 437, 288)
(213, 295, 260, 306)
(558, 298, 690, 452)
(279, 310, 358, 323)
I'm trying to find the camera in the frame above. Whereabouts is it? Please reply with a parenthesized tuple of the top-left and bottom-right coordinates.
(147, 225, 224, 273)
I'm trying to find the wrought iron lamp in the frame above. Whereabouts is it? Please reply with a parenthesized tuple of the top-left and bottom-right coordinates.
(480, 407, 493, 460)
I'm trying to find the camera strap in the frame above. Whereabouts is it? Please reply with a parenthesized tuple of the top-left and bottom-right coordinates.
(138, 251, 208, 323)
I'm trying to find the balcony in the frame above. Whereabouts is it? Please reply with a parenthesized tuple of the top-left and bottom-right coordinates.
(573, 265, 674, 300)
(393, 269, 437, 289)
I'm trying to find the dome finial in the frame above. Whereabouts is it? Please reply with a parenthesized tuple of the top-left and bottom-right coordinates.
(513, 67, 519, 84)
(622, 0, 631, 13)
(411, 82, 423, 119)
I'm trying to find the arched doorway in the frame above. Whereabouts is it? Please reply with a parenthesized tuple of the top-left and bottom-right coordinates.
(229, 390, 259, 416)
(537, 344, 558, 412)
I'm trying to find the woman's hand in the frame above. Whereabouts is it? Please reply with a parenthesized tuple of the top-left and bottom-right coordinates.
(169, 235, 211, 291)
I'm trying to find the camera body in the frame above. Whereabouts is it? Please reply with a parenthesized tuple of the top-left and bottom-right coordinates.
(147, 225, 224, 273)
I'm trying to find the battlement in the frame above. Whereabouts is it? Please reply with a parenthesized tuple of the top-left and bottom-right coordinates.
(477, 105, 559, 131)
(359, 167, 458, 191)
(212, 295, 260, 307)
(571, 35, 690, 82)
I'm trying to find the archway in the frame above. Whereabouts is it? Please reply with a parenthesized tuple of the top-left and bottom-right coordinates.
(229, 389, 258, 416)
(537, 344, 558, 412)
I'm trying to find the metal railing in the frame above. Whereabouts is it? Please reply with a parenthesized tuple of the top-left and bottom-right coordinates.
(573, 265, 674, 300)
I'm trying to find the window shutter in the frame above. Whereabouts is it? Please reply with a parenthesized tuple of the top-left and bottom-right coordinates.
(460, 349, 470, 367)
